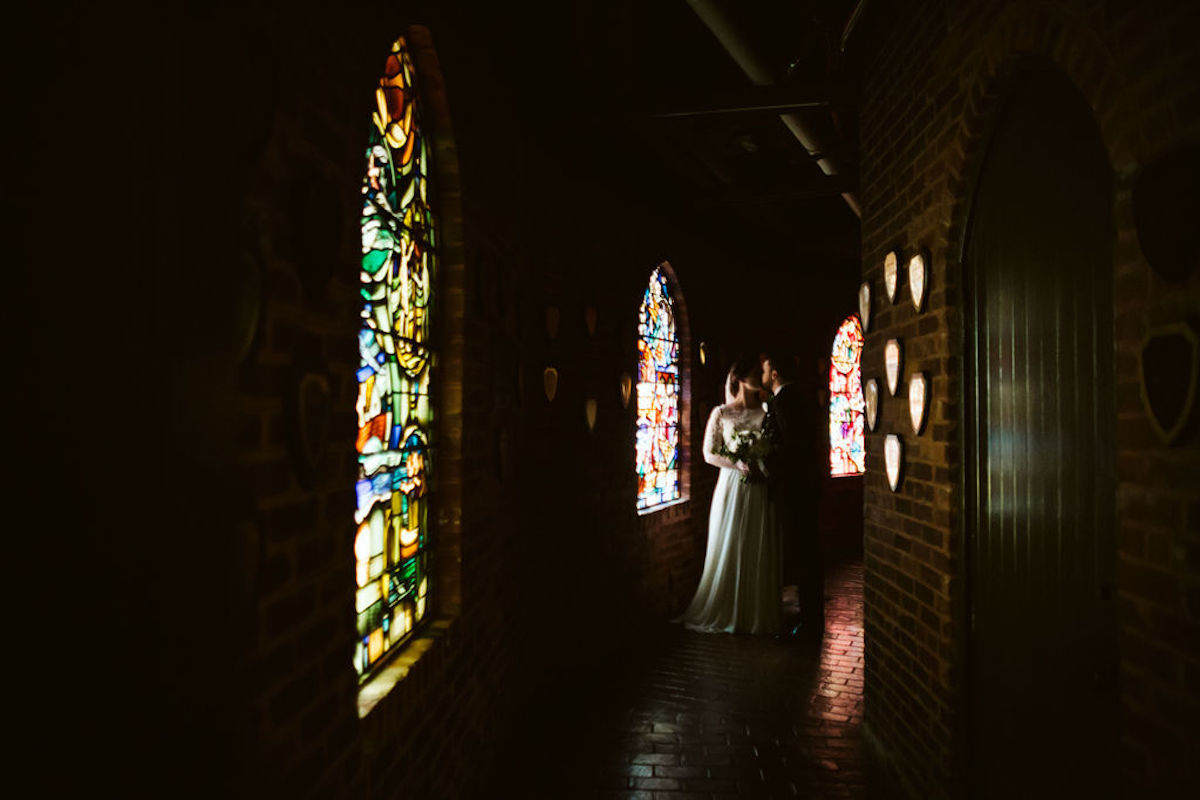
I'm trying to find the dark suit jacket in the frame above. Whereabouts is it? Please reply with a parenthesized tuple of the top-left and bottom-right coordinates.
(763, 383, 820, 509)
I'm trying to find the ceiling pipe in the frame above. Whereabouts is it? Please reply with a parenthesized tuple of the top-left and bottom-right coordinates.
(686, 0, 861, 218)
(840, 0, 870, 53)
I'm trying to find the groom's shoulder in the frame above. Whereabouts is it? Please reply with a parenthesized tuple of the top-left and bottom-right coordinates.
(776, 388, 811, 416)
(775, 386, 800, 407)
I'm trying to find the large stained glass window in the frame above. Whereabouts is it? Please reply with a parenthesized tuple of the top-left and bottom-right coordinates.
(636, 267, 681, 510)
(355, 36, 435, 679)
(830, 315, 866, 476)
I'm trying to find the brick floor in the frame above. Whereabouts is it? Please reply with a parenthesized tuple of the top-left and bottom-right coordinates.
(495, 559, 895, 799)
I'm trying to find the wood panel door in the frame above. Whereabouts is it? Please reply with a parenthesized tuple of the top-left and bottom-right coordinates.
(964, 65, 1118, 797)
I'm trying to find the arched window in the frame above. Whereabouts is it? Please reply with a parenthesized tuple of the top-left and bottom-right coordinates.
(355, 36, 435, 678)
(829, 315, 866, 476)
(636, 266, 681, 510)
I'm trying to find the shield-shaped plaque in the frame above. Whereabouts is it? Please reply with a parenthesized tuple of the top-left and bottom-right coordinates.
(885, 434, 904, 492)
(585, 398, 598, 432)
(909, 372, 928, 435)
(885, 338, 903, 396)
(858, 282, 872, 332)
(1139, 322, 1198, 445)
(286, 369, 331, 488)
(865, 378, 879, 432)
(884, 250, 899, 304)
(909, 250, 929, 312)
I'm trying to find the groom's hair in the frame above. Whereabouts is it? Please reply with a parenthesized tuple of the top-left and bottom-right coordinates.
(763, 349, 801, 382)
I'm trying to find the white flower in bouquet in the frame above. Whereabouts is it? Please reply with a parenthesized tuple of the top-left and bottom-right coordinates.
(728, 428, 770, 461)
(718, 428, 772, 483)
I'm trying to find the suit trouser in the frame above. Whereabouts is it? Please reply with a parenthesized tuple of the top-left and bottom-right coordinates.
(779, 493, 823, 625)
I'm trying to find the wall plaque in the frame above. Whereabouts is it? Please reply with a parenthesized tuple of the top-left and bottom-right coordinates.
(585, 398, 598, 432)
(909, 250, 929, 312)
(865, 378, 879, 432)
(885, 338, 903, 396)
(885, 434, 903, 492)
(909, 371, 929, 434)
(884, 250, 900, 303)
(1139, 321, 1198, 444)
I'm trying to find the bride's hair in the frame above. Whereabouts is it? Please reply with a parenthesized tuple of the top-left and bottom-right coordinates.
(726, 354, 760, 402)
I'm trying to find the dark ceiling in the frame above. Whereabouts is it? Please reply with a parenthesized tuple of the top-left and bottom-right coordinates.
(466, 0, 876, 266)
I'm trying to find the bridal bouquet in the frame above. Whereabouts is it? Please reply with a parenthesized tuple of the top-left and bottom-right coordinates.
(719, 428, 772, 484)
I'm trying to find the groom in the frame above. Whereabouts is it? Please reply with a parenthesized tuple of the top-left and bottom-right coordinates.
(761, 351, 824, 641)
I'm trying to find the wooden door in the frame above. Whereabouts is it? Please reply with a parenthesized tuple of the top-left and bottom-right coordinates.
(964, 65, 1118, 797)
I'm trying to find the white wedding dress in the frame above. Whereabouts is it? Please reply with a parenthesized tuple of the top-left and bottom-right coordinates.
(677, 404, 781, 636)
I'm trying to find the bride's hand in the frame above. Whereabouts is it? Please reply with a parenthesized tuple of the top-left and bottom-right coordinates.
(735, 461, 752, 479)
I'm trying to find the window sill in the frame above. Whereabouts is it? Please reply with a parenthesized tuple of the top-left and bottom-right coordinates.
(637, 497, 689, 517)
(356, 617, 453, 719)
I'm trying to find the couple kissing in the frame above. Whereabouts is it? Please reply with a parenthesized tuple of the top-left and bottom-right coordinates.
(675, 352, 824, 641)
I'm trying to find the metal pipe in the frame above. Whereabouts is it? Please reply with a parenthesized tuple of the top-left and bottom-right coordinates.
(840, 0, 870, 53)
(686, 0, 861, 218)
(650, 100, 831, 120)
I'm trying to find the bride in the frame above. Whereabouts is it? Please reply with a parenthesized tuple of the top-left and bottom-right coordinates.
(676, 355, 781, 636)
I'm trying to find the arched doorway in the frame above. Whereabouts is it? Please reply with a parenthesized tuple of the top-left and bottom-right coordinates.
(964, 63, 1117, 796)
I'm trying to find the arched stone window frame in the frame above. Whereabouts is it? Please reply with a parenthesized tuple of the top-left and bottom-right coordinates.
(829, 313, 866, 477)
(635, 260, 692, 514)
(357, 25, 464, 716)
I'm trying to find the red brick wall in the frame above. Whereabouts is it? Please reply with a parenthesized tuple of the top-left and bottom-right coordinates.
(10, 1, 752, 795)
(222, 2, 876, 788)
(226, 4, 735, 796)
(858, 1, 1200, 796)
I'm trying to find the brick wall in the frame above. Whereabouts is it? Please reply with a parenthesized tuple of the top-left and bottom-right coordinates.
(220, 0, 864, 774)
(858, 0, 1200, 796)
(219, 2, 746, 796)
(10, 0, 767, 795)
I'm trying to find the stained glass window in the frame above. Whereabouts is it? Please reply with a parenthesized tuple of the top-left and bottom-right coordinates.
(355, 36, 435, 679)
(636, 267, 681, 510)
(830, 315, 866, 476)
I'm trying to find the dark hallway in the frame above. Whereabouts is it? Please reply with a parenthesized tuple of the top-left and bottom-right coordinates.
(12, 1, 1200, 799)
(511, 560, 881, 799)
(556, 563, 888, 800)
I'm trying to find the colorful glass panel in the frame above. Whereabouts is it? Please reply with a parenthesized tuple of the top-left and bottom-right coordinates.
(829, 315, 866, 476)
(356, 36, 435, 678)
(636, 267, 680, 510)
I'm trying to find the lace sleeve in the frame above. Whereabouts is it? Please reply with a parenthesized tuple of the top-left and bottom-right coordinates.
(703, 406, 739, 470)
(703, 406, 724, 460)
